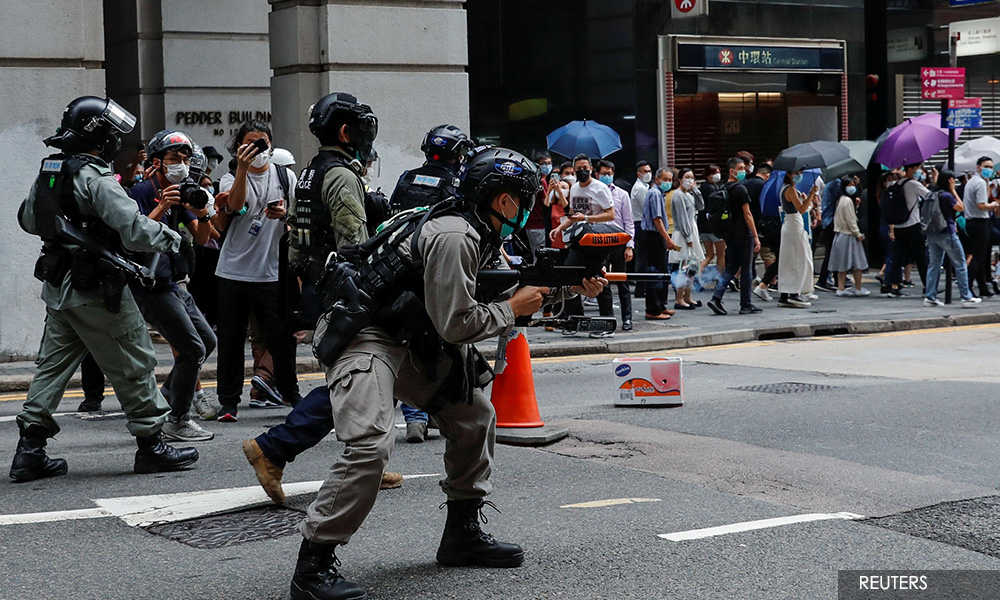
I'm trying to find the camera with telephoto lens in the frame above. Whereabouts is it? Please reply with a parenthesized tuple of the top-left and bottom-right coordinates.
(178, 178, 211, 209)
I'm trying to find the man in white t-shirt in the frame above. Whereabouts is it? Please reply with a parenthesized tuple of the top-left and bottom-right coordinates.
(213, 122, 300, 421)
(549, 153, 616, 327)
(882, 162, 930, 297)
(963, 157, 999, 297)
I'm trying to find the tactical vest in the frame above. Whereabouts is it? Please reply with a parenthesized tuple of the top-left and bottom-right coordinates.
(292, 150, 365, 280)
(388, 163, 461, 215)
(30, 153, 131, 311)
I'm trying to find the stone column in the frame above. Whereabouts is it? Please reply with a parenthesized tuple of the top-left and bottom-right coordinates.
(0, 0, 106, 358)
(268, 0, 469, 191)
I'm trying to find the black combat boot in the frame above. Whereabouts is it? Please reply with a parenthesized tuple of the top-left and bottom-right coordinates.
(290, 539, 367, 600)
(133, 431, 199, 474)
(9, 424, 68, 483)
(436, 499, 524, 568)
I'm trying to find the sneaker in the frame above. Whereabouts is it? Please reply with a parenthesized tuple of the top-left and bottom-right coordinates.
(77, 398, 103, 412)
(162, 418, 214, 442)
(752, 286, 772, 302)
(707, 298, 727, 315)
(621, 320, 633, 331)
(249, 376, 283, 407)
(883, 287, 905, 298)
(739, 304, 763, 314)
(217, 406, 239, 422)
(778, 296, 811, 308)
(853, 288, 871, 297)
(962, 297, 983, 308)
(923, 297, 944, 306)
(902, 280, 915, 288)
(191, 390, 217, 421)
(406, 421, 427, 443)
(560, 329, 578, 337)
(583, 297, 599, 306)
(835, 289, 853, 297)
(815, 281, 837, 293)
(589, 330, 615, 339)
(805, 293, 819, 301)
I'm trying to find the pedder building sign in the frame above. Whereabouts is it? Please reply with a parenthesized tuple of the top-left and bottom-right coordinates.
(174, 110, 272, 137)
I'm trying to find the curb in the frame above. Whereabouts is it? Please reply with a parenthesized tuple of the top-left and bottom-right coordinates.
(2, 312, 998, 393)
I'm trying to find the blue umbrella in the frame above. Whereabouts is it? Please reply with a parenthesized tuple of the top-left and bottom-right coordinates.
(546, 120, 622, 159)
(760, 168, 822, 217)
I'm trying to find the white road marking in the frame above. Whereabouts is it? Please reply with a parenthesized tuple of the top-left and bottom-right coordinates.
(658, 512, 865, 541)
(561, 498, 662, 509)
(0, 474, 440, 528)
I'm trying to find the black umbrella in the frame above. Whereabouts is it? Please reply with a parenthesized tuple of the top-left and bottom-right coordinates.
(773, 141, 851, 174)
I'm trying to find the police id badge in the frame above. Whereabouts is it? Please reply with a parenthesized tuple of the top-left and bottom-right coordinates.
(248, 217, 263, 236)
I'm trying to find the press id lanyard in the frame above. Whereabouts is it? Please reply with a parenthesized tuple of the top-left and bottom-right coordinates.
(245, 167, 272, 237)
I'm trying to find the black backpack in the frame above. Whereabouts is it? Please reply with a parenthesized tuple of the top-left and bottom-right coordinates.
(705, 184, 735, 238)
(882, 179, 918, 226)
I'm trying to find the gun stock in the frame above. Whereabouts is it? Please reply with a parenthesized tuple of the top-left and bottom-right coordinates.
(52, 216, 155, 288)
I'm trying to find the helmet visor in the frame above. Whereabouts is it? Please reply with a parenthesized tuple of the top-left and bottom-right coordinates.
(103, 99, 136, 134)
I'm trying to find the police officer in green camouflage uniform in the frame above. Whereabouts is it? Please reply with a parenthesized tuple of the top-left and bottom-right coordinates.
(9, 96, 199, 483)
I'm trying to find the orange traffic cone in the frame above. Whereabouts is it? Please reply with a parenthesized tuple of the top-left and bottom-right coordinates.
(489, 330, 567, 446)
(490, 331, 544, 428)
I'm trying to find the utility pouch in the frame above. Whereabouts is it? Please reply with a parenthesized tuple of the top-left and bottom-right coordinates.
(471, 346, 494, 388)
(374, 291, 438, 356)
(69, 248, 100, 291)
(98, 270, 126, 313)
(34, 245, 71, 285)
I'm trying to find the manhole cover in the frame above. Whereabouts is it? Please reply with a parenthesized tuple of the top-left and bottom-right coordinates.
(865, 496, 1000, 559)
(731, 382, 842, 394)
(72, 411, 126, 421)
(145, 505, 304, 549)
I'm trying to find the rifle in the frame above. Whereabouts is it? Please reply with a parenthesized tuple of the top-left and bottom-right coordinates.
(477, 222, 670, 333)
(52, 215, 156, 288)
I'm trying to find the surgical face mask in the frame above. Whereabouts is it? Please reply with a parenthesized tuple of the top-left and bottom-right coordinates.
(982, 167, 995, 179)
(540, 164, 553, 176)
(748, 164, 755, 174)
(563, 175, 577, 186)
(640, 172, 652, 184)
(496, 196, 530, 238)
(599, 174, 613, 185)
(915, 170, 925, 181)
(575, 168, 591, 183)
(792, 174, 804, 185)
(251, 150, 271, 169)
(845, 185, 857, 196)
(682, 178, 695, 190)
(207, 158, 220, 174)
(659, 181, 673, 193)
(164, 162, 189, 184)
(735, 170, 747, 182)
(710, 173, 721, 184)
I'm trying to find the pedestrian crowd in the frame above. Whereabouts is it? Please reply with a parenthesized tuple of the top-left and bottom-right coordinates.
(519, 147, 1000, 330)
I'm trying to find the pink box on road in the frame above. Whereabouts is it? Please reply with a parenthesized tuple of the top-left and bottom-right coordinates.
(613, 357, 683, 407)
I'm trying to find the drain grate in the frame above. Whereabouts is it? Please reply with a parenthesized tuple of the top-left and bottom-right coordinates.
(865, 496, 1000, 559)
(72, 411, 126, 421)
(731, 382, 842, 395)
(145, 505, 305, 549)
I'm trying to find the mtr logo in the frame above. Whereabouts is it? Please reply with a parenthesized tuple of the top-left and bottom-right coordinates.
(675, 0, 695, 12)
(719, 49, 734, 65)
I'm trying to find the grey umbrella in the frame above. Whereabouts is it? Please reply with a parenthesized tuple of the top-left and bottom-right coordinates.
(822, 140, 878, 181)
(773, 141, 851, 174)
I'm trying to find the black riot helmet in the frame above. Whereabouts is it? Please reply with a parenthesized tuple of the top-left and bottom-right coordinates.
(146, 130, 194, 161)
(189, 144, 207, 180)
(460, 148, 542, 237)
(308, 92, 378, 161)
(44, 96, 136, 163)
(420, 124, 475, 165)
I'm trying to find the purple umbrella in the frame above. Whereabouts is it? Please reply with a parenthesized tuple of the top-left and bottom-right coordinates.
(875, 113, 963, 169)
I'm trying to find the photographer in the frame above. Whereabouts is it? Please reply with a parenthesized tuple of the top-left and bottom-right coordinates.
(127, 130, 217, 441)
(213, 121, 299, 422)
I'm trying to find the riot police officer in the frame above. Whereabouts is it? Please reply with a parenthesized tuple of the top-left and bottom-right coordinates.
(242, 92, 405, 504)
(288, 147, 606, 600)
(10, 96, 199, 483)
(388, 124, 474, 215)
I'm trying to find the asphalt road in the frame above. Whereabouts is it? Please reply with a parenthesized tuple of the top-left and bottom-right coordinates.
(2, 324, 999, 600)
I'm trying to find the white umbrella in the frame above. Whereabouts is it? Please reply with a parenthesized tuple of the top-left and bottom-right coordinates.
(954, 136, 1000, 174)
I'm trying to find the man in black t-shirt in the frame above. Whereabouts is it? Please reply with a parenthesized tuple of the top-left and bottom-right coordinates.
(707, 157, 762, 315)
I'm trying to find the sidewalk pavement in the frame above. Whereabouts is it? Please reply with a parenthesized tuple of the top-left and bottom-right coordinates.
(1, 278, 997, 392)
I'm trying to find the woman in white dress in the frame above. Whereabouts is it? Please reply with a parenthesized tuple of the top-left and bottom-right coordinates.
(777, 171, 819, 308)
(669, 168, 706, 309)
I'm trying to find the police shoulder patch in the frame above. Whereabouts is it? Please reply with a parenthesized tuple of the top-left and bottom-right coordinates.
(42, 159, 64, 173)
(413, 175, 442, 188)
